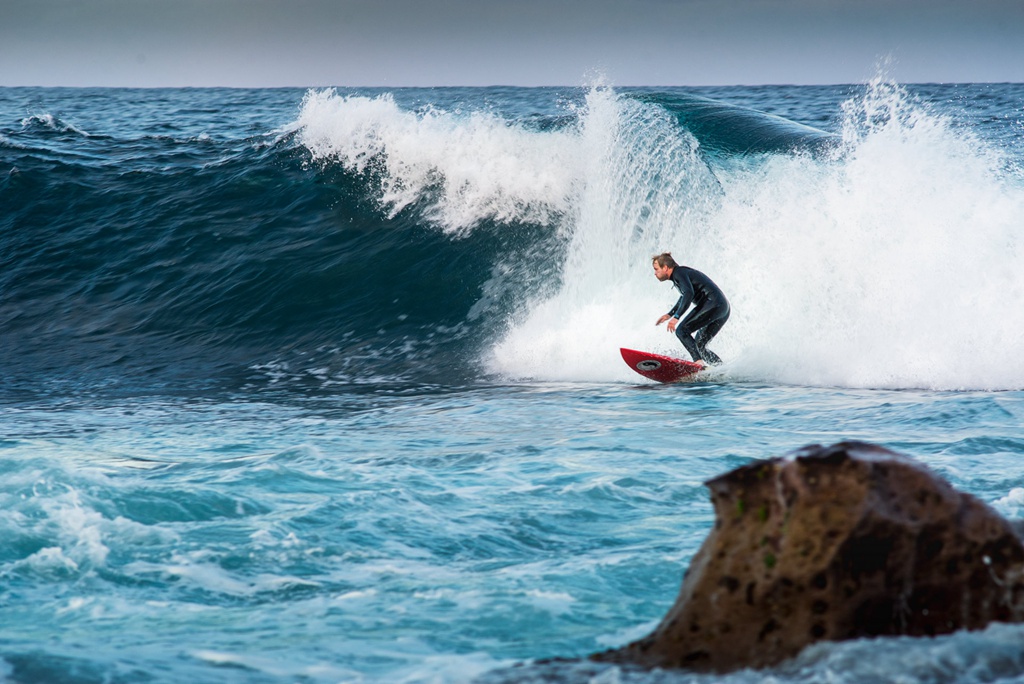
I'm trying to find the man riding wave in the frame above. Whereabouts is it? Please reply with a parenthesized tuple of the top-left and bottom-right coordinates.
(652, 252, 730, 365)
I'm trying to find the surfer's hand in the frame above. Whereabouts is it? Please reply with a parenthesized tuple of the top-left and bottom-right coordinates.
(656, 314, 670, 326)
(667, 317, 678, 333)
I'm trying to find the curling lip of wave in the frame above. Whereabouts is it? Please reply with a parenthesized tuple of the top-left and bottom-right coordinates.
(635, 91, 839, 156)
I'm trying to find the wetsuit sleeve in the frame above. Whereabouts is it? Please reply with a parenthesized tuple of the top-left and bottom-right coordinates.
(667, 273, 694, 319)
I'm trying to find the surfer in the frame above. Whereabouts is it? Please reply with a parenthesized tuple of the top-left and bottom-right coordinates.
(652, 252, 729, 365)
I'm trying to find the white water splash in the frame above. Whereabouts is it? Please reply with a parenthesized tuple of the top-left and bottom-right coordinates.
(488, 87, 720, 382)
(295, 89, 582, 233)
(718, 79, 1024, 389)
(493, 81, 1024, 390)
(296, 83, 1024, 390)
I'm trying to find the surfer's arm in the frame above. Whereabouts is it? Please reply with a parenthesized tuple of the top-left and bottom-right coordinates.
(667, 274, 695, 319)
(658, 272, 691, 327)
(656, 313, 680, 335)
(666, 295, 690, 320)
(656, 312, 679, 324)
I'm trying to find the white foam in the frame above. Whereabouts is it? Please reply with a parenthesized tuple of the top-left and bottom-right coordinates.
(40, 488, 112, 569)
(716, 79, 1024, 390)
(20, 546, 80, 575)
(993, 487, 1024, 517)
(124, 554, 320, 596)
(20, 113, 89, 136)
(297, 83, 1024, 390)
(296, 89, 582, 233)
(491, 82, 1024, 390)
(489, 87, 718, 383)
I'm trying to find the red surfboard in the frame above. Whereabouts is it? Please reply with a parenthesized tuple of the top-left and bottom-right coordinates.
(620, 347, 704, 383)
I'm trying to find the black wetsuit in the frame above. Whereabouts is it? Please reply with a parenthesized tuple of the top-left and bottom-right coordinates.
(666, 265, 730, 365)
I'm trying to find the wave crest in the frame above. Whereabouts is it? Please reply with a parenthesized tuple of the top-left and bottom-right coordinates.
(296, 89, 581, 233)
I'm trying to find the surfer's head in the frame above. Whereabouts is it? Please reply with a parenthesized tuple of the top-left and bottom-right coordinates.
(652, 252, 677, 281)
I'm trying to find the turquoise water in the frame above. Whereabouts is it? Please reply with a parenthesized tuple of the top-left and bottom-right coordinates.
(5, 385, 1024, 682)
(3, 82, 1024, 682)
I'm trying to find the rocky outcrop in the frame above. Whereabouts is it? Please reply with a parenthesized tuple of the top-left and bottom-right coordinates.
(593, 441, 1024, 673)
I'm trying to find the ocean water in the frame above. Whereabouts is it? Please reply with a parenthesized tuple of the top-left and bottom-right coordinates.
(2, 80, 1024, 683)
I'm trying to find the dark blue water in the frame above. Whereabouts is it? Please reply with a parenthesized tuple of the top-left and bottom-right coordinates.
(2, 82, 1024, 683)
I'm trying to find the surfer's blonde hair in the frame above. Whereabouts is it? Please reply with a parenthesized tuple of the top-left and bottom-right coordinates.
(652, 252, 677, 268)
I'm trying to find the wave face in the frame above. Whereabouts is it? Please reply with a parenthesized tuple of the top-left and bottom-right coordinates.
(2, 83, 1023, 394)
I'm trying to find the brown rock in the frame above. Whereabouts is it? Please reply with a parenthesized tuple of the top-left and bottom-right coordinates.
(593, 441, 1024, 672)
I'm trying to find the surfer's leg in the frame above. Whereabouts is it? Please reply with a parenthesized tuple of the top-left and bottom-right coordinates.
(692, 327, 724, 366)
(674, 326, 702, 362)
(682, 304, 729, 365)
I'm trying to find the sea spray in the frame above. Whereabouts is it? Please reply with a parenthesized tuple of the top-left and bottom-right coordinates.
(489, 87, 721, 381)
(291, 83, 1024, 390)
(487, 82, 1024, 390)
(295, 89, 581, 233)
(719, 79, 1024, 389)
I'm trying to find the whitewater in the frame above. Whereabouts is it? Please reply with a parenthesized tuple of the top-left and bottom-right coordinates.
(296, 80, 1024, 390)
(2, 80, 1024, 683)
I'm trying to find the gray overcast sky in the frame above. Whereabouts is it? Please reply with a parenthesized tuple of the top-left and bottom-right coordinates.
(2, 0, 1023, 87)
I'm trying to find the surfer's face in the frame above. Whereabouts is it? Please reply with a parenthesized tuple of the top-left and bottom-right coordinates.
(653, 262, 672, 281)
